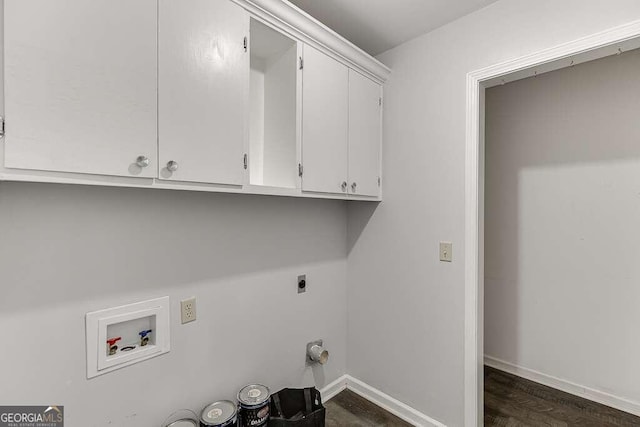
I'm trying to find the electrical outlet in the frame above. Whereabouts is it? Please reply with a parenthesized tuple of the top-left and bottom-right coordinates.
(180, 297, 197, 324)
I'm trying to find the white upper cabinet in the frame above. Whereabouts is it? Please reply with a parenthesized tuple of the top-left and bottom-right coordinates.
(158, 0, 248, 185)
(301, 47, 382, 198)
(301, 45, 349, 195)
(1, 0, 390, 199)
(348, 70, 382, 197)
(3, 0, 158, 178)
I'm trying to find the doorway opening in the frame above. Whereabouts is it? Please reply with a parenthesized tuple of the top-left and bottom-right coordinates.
(464, 20, 640, 427)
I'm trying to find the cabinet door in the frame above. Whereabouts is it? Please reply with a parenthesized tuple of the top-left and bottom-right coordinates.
(301, 45, 348, 194)
(348, 70, 382, 197)
(4, 0, 158, 178)
(159, 0, 248, 185)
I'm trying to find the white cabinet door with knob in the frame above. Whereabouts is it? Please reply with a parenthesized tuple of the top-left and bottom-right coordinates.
(301, 45, 349, 195)
(348, 70, 382, 197)
(3, 0, 158, 178)
(158, 0, 248, 185)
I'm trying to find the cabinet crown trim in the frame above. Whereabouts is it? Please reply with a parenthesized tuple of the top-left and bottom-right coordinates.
(233, 0, 391, 83)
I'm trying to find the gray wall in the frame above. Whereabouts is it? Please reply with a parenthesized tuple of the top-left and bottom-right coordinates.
(347, 1, 640, 425)
(0, 183, 348, 426)
(485, 48, 640, 405)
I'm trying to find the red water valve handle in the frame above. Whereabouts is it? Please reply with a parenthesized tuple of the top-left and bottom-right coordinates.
(107, 337, 122, 347)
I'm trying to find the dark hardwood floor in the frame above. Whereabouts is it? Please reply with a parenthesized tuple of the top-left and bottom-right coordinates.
(325, 390, 412, 427)
(324, 368, 640, 426)
(485, 365, 640, 426)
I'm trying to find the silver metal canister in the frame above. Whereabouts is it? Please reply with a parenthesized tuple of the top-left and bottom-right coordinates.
(163, 409, 199, 427)
(200, 400, 238, 427)
(167, 421, 198, 427)
(237, 384, 270, 427)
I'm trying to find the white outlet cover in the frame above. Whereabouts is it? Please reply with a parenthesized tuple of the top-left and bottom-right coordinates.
(439, 242, 453, 262)
(85, 296, 170, 379)
(180, 297, 197, 324)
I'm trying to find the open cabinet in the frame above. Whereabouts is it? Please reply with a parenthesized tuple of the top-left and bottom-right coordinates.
(248, 18, 301, 190)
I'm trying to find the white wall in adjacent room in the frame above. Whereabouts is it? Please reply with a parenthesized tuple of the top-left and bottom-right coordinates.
(484, 48, 640, 405)
(0, 183, 348, 426)
(347, 1, 640, 425)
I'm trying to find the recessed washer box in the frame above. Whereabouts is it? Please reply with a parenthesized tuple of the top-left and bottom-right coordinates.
(85, 296, 170, 378)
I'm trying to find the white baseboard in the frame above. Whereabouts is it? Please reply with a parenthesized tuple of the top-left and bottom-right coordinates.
(321, 375, 446, 427)
(320, 375, 348, 402)
(485, 355, 640, 417)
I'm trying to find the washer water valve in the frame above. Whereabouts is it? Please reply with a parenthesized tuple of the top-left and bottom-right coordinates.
(306, 340, 329, 365)
(139, 329, 153, 346)
(107, 337, 122, 356)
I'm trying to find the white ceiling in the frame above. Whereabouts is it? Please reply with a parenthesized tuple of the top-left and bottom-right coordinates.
(286, 0, 500, 56)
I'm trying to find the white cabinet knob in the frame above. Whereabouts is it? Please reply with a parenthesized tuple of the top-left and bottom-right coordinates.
(136, 156, 150, 168)
(341, 181, 347, 192)
(167, 161, 179, 172)
(351, 182, 357, 192)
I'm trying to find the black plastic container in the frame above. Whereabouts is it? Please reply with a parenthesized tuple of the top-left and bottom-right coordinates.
(268, 387, 325, 427)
